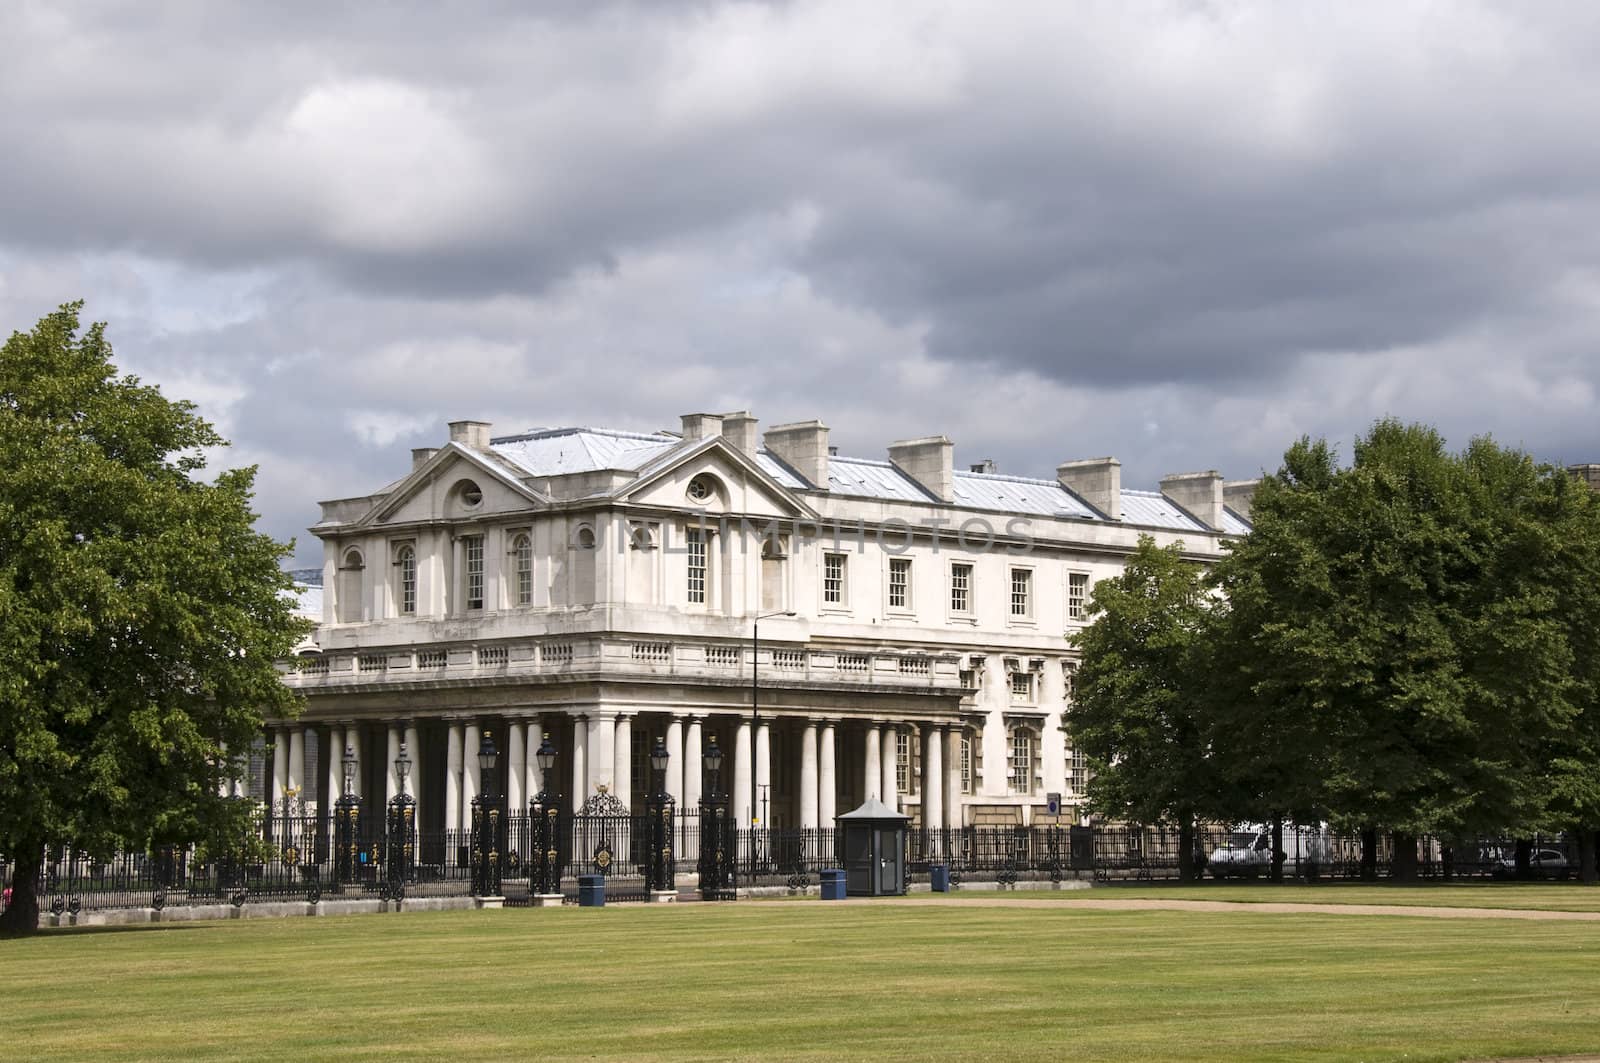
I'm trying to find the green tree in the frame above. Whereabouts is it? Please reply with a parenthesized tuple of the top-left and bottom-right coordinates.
(0, 304, 307, 935)
(1208, 421, 1573, 879)
(1067, 535, 1216, 881)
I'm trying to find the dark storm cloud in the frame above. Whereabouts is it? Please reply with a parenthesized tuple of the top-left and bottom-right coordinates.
(4, 1, 1600, 564)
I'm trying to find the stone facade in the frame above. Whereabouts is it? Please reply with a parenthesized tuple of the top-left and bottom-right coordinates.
(266, 412, 1252, 835)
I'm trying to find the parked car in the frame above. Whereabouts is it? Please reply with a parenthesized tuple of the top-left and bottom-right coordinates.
(1492, 848, 1572, 880)
(1207, 831, 1273, 879)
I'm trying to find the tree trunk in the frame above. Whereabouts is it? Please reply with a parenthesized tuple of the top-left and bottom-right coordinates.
(1579, 829, 1597, 886)
(1177, 814, 1195, 883)
(1391, 831, 1419, 882)
(1441, 845, 1455, 883)
(1360, 828, 1378, 881)
(1515, 838, 1534, 881)
(1270, 818, 1285, 883)
(0, 843, 43, 938)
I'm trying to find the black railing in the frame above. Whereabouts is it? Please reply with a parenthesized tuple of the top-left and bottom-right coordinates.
(3, 824, 1584, 917)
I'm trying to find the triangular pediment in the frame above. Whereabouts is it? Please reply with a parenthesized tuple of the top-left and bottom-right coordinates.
(618, 437, 818, 520)
(356, 443, 549, 528)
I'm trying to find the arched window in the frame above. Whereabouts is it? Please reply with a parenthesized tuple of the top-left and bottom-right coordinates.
(512, 533, 533, 606)
(575, 525, 596, 550)
(337, 548, 365, 624)
(395, 544, 416, 615)
(629, 524, 656, 551)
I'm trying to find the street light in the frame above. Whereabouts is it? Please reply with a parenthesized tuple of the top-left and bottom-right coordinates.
(646, 736, 675, 896)
(530, 731, 562, 898)
(334, 743, 362, 891)
(699, 735, 734, 901)
(751, 610, 797, 831)
(472, 729, 503, 898)
(386, 739, 416, 898)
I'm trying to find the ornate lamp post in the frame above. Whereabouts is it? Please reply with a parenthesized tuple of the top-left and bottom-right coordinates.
(333, 744, 362, 891)
(528, 731, 563, 901)
(698, 735, 735, 901)
(385, 740, 417, 900)
(645, 737, 675, 897)
(471, 730, 503, 898)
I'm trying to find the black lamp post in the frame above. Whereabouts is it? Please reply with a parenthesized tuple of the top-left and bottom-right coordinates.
(385, 739, 417, 899)
(645, 736, 675, 895)
(529, 731, 562, 897)
(471, 730, 503, 897)
(333, 744, 362, 890)
(698, 735, 734, 901)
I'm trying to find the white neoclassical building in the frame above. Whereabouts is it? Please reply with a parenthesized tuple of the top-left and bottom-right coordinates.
(268, 412, 1253, 839)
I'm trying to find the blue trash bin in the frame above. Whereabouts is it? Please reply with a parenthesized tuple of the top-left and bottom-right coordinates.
(578, 874, 606, 907)
(820, 868, 846, 901)
(930, 864, 950, 892)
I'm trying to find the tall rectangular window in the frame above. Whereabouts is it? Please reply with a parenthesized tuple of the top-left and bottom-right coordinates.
(1010, 568, 1031, 618)
(959, 732, 972, 794)
(463, 535, 484, 611)
(1068, 571, 1089, 620)
(896, 731, 910, 793)
(687, 528, 707, 604)
(1067, 746, 1089, 795)
(396, 544, 416, 616)
(950, 562, 973, 614)
(823, 552, 847, 606)
(888, 557, 911, 610)
(1010, 671, 1034, 703)
(1008, 729, 1035, 795)
(513, 533, 533, 606)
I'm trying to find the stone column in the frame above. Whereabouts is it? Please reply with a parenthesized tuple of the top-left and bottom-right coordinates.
(287, 727, 305, 802)
(446, 722, 463, 834)
(945, 728, 964, 830)
(799, 721, 819, 829)
(923, 725, 944, 835)
(666, 717, 685, 809)
(613, 714, 633, 810)
(507, 721, 526, 813)
(463, 721, 481, 824)
(819, 723, 836, 826)
(754, 721, 771, 827)
(272, 728, 289, 804)
(325, 725, 344, 810)
(404, 720, 422, 836)
(571, 715, 588, 806)
(863, 725, 881, 802)
(301, 727, 317, 809)
(587, 710, 616, 797)
(385, 724, 402, 805)
(881, 725, 899, 811)
(683, 717, 703, 809)
(734, 719, 753, 828)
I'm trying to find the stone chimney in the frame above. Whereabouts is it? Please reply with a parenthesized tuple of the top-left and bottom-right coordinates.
(763, 420, 830, 488)
(720, 411, 759, 455)
(1057, 457, 1121, 521)
(412, 447, 439, 470)
(680, 413, 724, 441)
(448, 420, 492, 451)
(890, 436, 954, 503)
(1161, 470, 1224, 530)
(1223, 479, 1261, 520)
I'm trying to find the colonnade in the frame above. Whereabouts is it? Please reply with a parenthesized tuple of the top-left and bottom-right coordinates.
(262, 713, 968, 833)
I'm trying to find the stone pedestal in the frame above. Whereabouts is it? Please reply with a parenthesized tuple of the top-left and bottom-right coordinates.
(473, 896, 505, 909)
(648, 890, 678, 904)
(532, 894, 564, 907)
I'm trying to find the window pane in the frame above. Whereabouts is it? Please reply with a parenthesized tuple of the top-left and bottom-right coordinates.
(1010, 568, 1030, 617)
(1009, 729, 1034, 795)
(514, 534, 533, 606)
(687, 528, 706, 604)
(951, 563, 972, 613)
(398, 546, 416, 615)
(888, 557, 910, 610)
(824, 553, 846, 605)
(1068, 572, 1088, 620)
(464, 535, 484, 610)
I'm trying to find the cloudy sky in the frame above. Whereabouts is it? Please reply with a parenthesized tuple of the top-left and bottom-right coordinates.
(4, 1, 1599, 566)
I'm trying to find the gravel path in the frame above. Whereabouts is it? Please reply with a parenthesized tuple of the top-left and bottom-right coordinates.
(845, 895, 1600, 921)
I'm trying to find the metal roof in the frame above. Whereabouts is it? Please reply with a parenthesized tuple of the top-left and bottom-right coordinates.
(490, 427, 679, 477)
(287, 582, 322, 621)
(952, 470, 1099, 519)
(827, 457, 934, 502)
(755, 450, 808, 489)
(1220, 507, 1253, 536)
(1119, 490, 1209, 532)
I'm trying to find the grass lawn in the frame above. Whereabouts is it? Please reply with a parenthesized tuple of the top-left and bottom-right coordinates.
(984, 880, 1600, 912)
(6, 901, 1600, 1062)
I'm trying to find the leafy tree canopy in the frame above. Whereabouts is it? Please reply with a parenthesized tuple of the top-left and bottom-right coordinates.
(0, 303, 307, 934)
